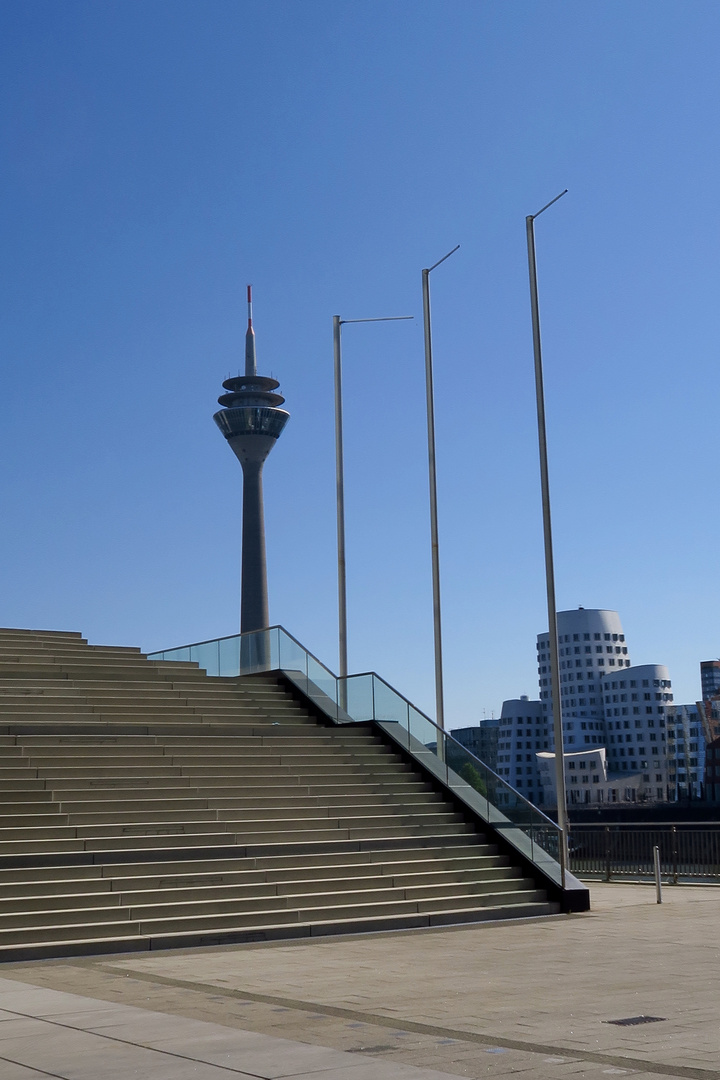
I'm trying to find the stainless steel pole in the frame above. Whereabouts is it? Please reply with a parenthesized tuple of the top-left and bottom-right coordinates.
(653, 844, 662, 903)
(421, 269, 445, 730)
(420, 247, 459, 732)
(332, 314, 413, 694)
(525, 193, 569, 884)
(333, 315, 348, 685)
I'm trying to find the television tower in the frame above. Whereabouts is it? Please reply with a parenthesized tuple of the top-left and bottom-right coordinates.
(213, 287, 289, 632)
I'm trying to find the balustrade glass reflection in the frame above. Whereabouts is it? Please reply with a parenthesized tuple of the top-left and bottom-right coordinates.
(342, 675, 374, 723)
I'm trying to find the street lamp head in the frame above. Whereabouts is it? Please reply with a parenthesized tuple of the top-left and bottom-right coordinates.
(424, 244, 460, 275)
(530, 189, 568, 221)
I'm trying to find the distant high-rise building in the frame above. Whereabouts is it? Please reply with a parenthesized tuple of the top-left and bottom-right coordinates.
(496, 698, 546, 799)
(700, 660, 720, 701)
(452, 718, 500, 774)
(213, 288, 289, 633)
(666, 703, 704, 799)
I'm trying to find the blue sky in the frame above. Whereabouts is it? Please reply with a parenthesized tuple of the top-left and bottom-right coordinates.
(1, 0, 719, 726)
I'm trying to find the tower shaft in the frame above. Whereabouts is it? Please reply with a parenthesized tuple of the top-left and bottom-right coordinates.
(239, 459, 268, 633)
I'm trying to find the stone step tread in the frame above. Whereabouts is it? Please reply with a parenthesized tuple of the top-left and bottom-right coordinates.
(0, 848, 500, 884)
(0, 827, 479, 857)
(0, 826, 478, 855)
(15, 763, 401, 779)
(9, 735, 374, 746)
(17, 750, 390, 764)
(0, 888, 549, 942)
(0, 806, 467, 832)
(3, 801, 443, 825)
(0, 879, 536, 926)
(0, 902, 561, 960)
(0, 867, 522, 905)
(0, 818, 473, 848)
(36, 794, 442, 814)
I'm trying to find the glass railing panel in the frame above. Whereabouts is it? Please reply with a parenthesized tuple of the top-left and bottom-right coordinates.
(217, 635, 241, 677)
(342, 674, 375, 722)
(160, 646, 191, 663)
(408, 704, 438, 752)
(189, 640, 220, 676)
(372, 676, 409, 747)
(442, 733, 562, 883)
(306, 653, 339, 720)
(277, 630, 308, 678)
(238, 629, 274, 674)
(445, 736, 492, 819)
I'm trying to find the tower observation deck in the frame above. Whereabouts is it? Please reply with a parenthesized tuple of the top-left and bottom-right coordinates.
(213, 287, 289, 633)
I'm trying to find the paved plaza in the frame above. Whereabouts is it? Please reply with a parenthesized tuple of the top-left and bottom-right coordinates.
(0, 882, 717, 1080)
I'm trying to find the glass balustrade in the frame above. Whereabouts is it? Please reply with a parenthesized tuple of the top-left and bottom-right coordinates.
(148, 625, 563, 885)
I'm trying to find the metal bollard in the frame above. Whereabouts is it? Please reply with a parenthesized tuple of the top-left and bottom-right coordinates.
(653, 844, 662, 904)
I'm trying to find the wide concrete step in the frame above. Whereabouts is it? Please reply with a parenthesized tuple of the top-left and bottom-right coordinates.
(0, 879, 531, 927)
(0, 828, 480, 859)
(17, 748, 390, 765)
(12, 734, 368, 747)
(0, 863, 519, 907)
(41, 800, 441, 825)
(130, 890, 550, 936)
(0, 919, 143, 946)
(0, 901, 561, 961)
(40, 789, 440, 813)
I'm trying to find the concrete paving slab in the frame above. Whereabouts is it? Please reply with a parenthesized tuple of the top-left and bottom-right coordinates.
(0, 1064, 56, 1080)
(0, 977, 464, 1080)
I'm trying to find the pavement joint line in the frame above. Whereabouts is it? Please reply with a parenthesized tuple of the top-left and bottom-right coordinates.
(0, 1004, 283, 1078)
(0, 1053, 65, 1079)
(88, 963, 719, 1080)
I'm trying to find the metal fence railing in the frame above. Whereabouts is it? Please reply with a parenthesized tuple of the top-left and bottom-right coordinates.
(570, 824, 720, 883)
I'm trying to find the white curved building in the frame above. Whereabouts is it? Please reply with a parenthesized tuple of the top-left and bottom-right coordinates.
(497, 697, 547, 801)
(601, 663, 670, 774)
(537, 608, 631, 759)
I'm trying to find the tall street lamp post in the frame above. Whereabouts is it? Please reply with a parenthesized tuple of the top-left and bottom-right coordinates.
(421, 245, 459, 731)
(525, 190, 569, 883)
(333, 315, 413, 687)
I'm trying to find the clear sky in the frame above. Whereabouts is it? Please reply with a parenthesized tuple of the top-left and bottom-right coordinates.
(1, 0, 719, 727)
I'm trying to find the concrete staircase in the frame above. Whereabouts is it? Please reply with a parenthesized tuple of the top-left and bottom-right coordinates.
(0, 628, 559, 959)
